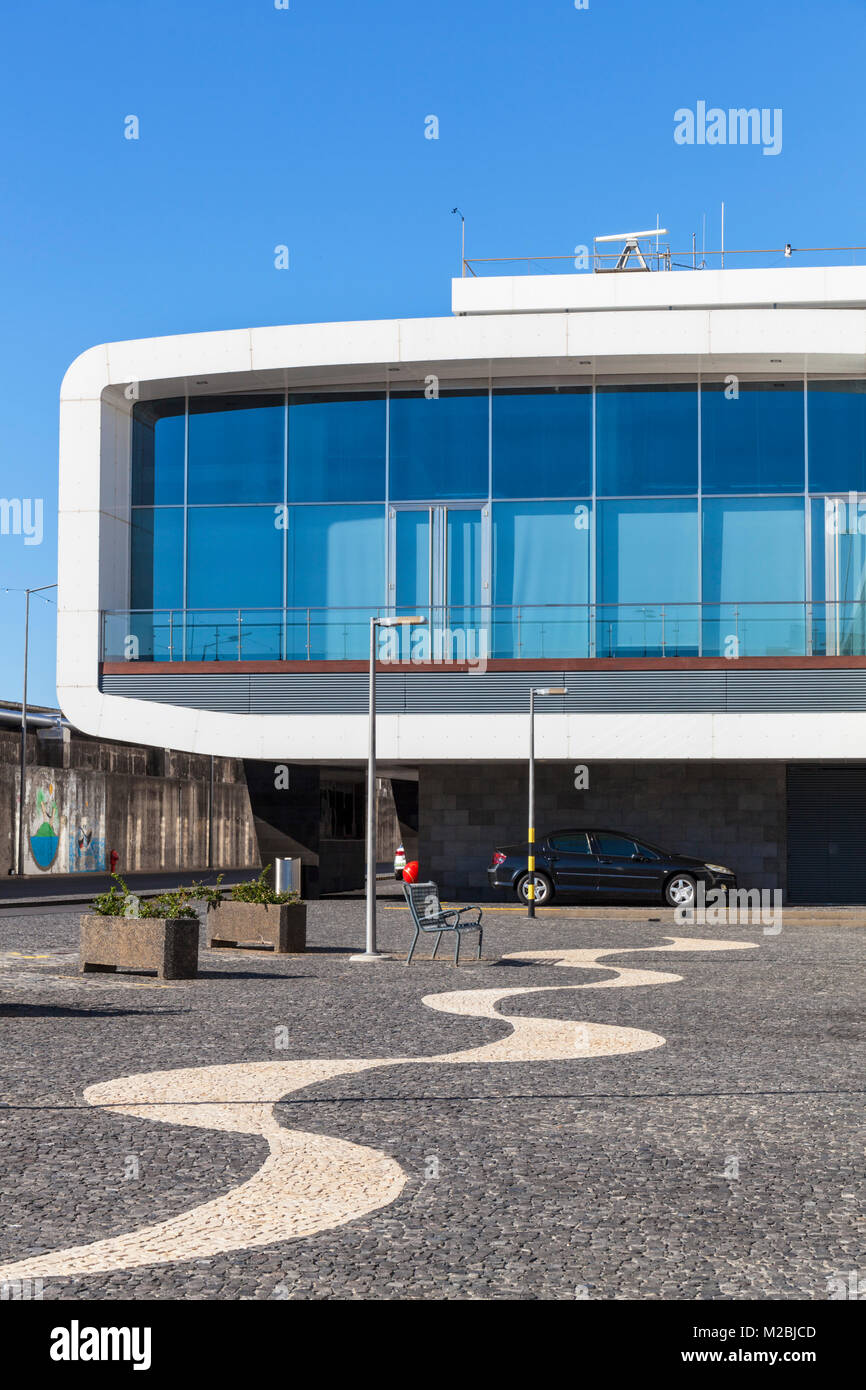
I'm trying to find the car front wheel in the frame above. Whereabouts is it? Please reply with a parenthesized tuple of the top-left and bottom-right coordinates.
(516, 872, 553, 907)
(665, 874, 696, 908)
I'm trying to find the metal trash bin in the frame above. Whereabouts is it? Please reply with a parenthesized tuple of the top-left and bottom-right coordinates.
(274, 856, 302, 895)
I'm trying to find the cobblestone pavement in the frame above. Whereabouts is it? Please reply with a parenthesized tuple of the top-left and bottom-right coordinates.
(0, 898, 862, 1301)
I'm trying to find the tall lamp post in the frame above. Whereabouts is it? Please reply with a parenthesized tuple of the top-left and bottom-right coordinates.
(17, 582, 58, 876)
(351, 614, 426, 962)
(527, 686, 568, 919)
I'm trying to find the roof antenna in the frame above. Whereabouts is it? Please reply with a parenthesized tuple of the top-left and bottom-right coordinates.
(451, 208, 466, 277)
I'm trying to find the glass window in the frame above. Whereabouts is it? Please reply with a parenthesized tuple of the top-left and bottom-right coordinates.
(389, 390, 489, 500)
(131, 400, 185, 506)
(188, 394, 284, 504)
(597, 384, 698, 495)
(701, 381, 804, 493)
(492, 501, 591, 658)
(187, 506, 283, 608)
(395, 510, 430, 610)
(130, 507, 184, 608)
(810, 496, 866, 655)
(288, 505, 385, 660)
(447, 509, 482, 628)
(594, 833, 639, 858)
(808, 381, 866, 493)
(701, 497, 805, 656)
(549, 832, 593, 855)
(597, 499, 698, 655)
(492, 388, 591, 497)
(288, 393, 385, 502)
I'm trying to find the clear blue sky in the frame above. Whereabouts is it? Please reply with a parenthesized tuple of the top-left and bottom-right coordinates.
(1, 0, 863, 706)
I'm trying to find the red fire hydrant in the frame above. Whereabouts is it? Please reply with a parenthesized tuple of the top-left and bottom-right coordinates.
(109, 849, 119, 874)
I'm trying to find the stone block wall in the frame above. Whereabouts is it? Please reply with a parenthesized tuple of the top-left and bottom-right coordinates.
(419, 761, 788, 901)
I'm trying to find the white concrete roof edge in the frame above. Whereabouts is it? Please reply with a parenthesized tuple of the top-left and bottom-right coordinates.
(60, 304, 866, 401)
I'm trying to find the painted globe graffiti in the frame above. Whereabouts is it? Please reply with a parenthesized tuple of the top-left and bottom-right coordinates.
(29, 784, 59, 870)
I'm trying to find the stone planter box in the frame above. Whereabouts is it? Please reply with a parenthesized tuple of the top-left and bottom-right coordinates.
(79, 916, 199, 979)
(207, 900, 306, 954)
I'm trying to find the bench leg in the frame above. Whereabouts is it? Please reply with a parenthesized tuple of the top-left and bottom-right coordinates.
(406, 925, 420, 965)
(431, 931, 443, 959)
(477, 927, 483, 960)
(454, 931, 460, 967)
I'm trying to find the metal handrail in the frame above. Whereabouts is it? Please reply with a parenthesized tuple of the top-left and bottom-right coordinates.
(104, 600, 864, 615)
(102, 601, 866, 664)
(462, 245, 866, 277)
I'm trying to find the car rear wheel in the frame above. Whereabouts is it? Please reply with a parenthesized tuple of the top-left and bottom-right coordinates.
(516, 872, 554, 907)
(665, 874, 696, 908)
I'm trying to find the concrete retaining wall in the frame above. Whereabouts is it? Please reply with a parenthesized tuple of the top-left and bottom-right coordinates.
(0, 729, 258, 876)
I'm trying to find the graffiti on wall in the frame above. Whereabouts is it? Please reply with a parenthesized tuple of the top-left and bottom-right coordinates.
(29, 782, 59, 869)
(26, 772, 106, 874)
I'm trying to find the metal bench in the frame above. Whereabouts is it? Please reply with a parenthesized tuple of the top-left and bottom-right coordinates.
(402, 880, 483, 965)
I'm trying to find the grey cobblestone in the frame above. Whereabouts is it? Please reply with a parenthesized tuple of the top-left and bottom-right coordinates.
(0, 899, 861, 1300)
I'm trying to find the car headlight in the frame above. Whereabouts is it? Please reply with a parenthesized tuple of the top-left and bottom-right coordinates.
(704, 863, 732, 874)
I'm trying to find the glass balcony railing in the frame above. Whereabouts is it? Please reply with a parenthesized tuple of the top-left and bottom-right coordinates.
(101, 603, 866, 664)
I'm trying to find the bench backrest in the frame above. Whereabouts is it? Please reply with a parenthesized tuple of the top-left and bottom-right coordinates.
(403, 880, 443, 927)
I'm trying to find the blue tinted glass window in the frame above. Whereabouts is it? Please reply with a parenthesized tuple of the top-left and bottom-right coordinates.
(702, 497, 805, 602)
(389, 391, 488, 500)
(493, 502, 590, 604)
(492, 389, 591, 497)
(598, 500, 698, 603)
(187, 506, 282, 608)
(395, 510, 430, 610)
(288, 505, 385, 607)
(288, 505, 385, 660)
(702, 381, 804, 493)
(492, 502, 591, 658)
(702, 497, 805, 656)
(597, 500, 698, 656)
(810, 496, 866, 655)
(288, 394, 385, 502)
(130, 507, 184, 608)
(597, 384, 698, 495)
(808, 382, 866, 493)
(447, 510, 482, 610)
(131, 400, 185, 505)
(188, 395, 284, 504)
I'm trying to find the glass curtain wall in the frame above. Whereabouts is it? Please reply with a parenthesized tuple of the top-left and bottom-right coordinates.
(126, 377, 866, 661)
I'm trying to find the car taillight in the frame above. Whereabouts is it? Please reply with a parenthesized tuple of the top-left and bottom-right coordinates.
(492, 851, 507, 867)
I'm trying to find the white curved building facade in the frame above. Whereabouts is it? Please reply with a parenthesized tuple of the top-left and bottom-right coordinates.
(57, 265, 866, 900)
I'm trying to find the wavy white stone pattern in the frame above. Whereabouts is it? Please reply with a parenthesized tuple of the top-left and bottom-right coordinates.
(0, 934, 755, 1279)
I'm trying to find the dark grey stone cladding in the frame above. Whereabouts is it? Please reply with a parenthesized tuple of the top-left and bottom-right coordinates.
(419, 761, 788, 900)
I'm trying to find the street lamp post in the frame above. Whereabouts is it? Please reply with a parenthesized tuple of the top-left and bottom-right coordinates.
(351, 614, 426, 962)
(526, 686, 568, 919)
(17, 582, 58, 876)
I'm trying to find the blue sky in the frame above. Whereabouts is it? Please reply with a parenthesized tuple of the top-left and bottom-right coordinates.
(1, 0, 864, 705)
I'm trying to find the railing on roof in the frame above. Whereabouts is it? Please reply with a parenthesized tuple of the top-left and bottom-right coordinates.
(461, 245, 866, 277)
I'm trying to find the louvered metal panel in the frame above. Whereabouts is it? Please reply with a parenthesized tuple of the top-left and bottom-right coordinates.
(787, 765, 866, 903)
(101, 668, 866, 716)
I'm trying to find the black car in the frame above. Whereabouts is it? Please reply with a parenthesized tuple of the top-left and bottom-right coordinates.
(487, 828, 736, 908)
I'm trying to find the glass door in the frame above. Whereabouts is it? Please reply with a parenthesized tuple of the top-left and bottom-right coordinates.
(390, 504, 488, 660)
(820, 496, 866, 655)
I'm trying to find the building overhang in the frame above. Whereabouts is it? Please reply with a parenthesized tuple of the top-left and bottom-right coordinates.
(57, 276, 866, 759)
